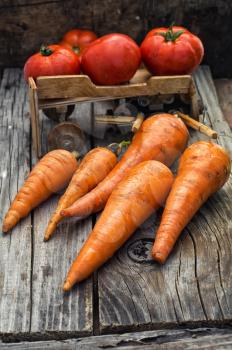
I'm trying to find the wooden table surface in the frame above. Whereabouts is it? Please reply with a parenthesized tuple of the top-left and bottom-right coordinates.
(0, 66, 232, 346)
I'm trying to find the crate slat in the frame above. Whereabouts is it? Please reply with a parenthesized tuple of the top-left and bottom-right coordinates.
(36, 73, 191, 100)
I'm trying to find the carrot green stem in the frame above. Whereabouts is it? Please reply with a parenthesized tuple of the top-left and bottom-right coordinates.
(107, 141, 131, 155)
(119, 140, 131, 148)
(71, 151, 80, 159)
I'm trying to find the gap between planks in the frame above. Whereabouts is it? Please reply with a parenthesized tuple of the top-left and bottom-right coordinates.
(90, 102, 101, 336)
(1, 327, 232, 349)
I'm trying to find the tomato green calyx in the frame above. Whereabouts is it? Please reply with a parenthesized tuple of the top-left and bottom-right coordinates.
(73, 46, 80, 54)
(158, 25, 184, 42)
(40, 45, 53, 56)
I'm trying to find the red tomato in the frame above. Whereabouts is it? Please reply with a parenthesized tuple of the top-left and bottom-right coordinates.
(141, 25, 204, 75)
(60, 29, 97, 56)
(24, 45, 80, 80)
(81, 34, 141, 85)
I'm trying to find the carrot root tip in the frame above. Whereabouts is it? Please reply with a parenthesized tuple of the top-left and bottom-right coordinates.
(2, 224, 10, 233)
(152, 251, 166, 264)
(63, 280, 72, 292)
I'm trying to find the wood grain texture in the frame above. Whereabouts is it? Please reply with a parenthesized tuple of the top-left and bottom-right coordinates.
(30, 103, 93, 335)
(0, 69, 32, 333)
(193, 67, 232, 157)
(96, 66, 232, 333)
(214, 79, 232, 129)
(1, 328, 232, 349)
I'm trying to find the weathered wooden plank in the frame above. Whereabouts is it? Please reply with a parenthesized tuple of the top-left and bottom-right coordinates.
(30, 104, 93, 335)
(1, 328, 232, 349)
(214, 79, 232, 129)
(96, 66, 232, 333)
(0, 69, 32, 333)
(194, 66, 232, 156)
(1, 1, 232, 78)
(192, 66, 232, 318)
(36, 74, 191, 100)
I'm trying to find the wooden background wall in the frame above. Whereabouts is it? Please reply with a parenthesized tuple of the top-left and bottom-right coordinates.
(0, 0, 231, 77)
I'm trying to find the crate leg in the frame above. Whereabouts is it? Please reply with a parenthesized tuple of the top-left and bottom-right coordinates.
(28, 78, 41, 158)
(131, 112, 144, 133)
(190, 79, 200, 120)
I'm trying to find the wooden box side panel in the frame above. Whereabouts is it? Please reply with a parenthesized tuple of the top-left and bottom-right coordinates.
(36, 74, 192, 100)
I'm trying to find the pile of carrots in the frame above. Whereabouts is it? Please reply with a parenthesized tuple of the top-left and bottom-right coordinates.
(2, 113, 231, 292)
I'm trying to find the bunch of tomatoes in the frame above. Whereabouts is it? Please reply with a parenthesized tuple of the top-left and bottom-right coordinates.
(24, 25, 204, 85)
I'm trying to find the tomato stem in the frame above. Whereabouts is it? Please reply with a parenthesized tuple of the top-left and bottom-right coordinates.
(73, 46, 80, 54)
(158, 24, 184, 42)
(40, 45, 53, 56)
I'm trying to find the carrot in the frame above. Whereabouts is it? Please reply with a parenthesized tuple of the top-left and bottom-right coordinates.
(61, 113, 189, 219)
(44, 146, 117, 241)
(152, 141, 231, 264)
(63, 160, 174, 291)
(3, 149, 78, 233)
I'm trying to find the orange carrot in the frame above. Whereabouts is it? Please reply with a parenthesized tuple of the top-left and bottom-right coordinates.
(3, 149, 78, 233)
(152, 141, 231, 264)
(44, 147, 117, 241)
(61, 113, 189, 219)
(63, 160, 174, 290)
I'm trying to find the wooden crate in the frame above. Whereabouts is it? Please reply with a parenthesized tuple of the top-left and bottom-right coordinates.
(28, 69, 200, 158)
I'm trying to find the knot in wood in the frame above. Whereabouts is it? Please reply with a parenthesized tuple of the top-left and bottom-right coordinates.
(127, 239, 153, 263)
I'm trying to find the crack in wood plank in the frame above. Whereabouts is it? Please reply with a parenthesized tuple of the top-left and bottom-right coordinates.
(135, 269, 152, 323)
(174, 278, 184, 319)
(2, 328, 232, 349)
(187, 229, 208, 321)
